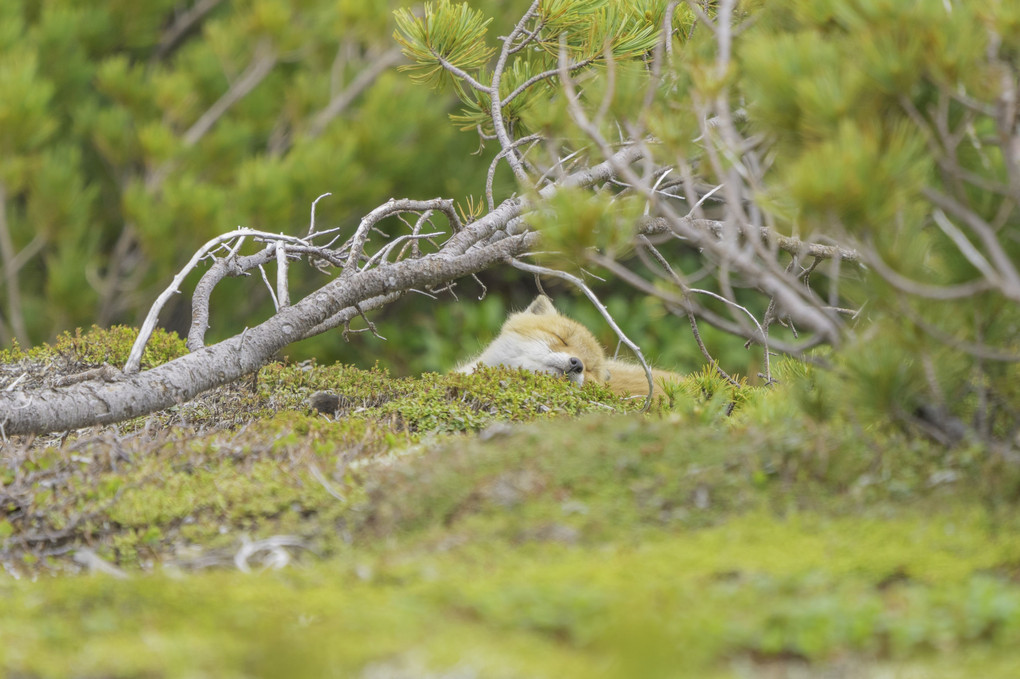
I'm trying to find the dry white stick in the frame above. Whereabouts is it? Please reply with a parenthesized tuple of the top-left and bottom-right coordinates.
(259, 263, 279, 311)
(226, 235, 247, 258)
(275, 241, 290, 308)
(307, 192, 332, 236)
(689, 286, 772, 383)
(73, 548, 128, 579)
(643, 169, 673, 215)
(125, 228, 312, 373)
(4, 372, 27, 392)
(342, 198, 458, 273)
(363, 232, 445, 269)
(234, 535, 305, 573)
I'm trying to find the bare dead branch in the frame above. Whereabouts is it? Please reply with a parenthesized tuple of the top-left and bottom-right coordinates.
(0, 182, 29, 345)
(275, 242, 290, 308)
(306, 48, 405, 140)
(342, 198, 459, 272)
(1, 231, 538, 436)
(636, 235, 741, 387)
(150, 0, 224, 65)
(307, 193, 332, 237)
(129, 228, 316, 371)
(4, 139, 640, 436)
(182, 42, 278, 150)
(638, 216, 861, 264)
(557, 33, 841, 345)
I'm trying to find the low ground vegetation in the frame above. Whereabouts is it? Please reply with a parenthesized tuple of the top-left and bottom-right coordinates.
(1, 327, 1018, 677)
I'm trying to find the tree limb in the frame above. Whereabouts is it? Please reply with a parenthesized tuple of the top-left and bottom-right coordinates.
(3, 140, 640, 436)
(150, 0, 224, 65)
(0, 182, 29, 345)
(306, 47, 405, 140)
(0, 233, 536, 437)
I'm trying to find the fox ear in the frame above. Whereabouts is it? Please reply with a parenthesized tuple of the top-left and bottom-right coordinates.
(524, 295, 558, 316)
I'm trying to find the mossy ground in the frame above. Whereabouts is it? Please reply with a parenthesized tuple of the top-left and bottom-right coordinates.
(2, 327, 1019, 677)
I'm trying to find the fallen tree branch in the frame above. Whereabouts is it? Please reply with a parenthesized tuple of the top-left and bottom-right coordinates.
(638, 216, 862, 264)
(1, 147, 648, 437)
(0, 232, 537, 436)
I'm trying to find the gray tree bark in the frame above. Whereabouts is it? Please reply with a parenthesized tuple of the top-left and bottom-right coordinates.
(0, 141, 862, 437)
(0, 232, 535, 436)
(0, 146, 645, 437)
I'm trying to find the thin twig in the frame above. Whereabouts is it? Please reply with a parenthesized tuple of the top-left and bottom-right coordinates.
(342, 198, 459, 273)
(510, 258, 655, 411)
(0, 182, 29, 345)
(689, 285, 772, 383)
(637, 235, 741, 387)
(259, 262, 280, 312)
(307, 48, 404, 140)
(127, 229, 313, 372)
(307, 193, 332, 237)
(500, 57, 598, 108)
(486, 134, 542, 210)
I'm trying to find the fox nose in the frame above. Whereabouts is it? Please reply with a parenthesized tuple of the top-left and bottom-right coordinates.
(566, 357, 584, 374)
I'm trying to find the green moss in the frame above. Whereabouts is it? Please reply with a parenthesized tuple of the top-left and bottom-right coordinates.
(3, 332, 1020, 677)
(1, 508, 1018, 678)
(0, 325, 188, 368)
(354, 397, 1018, 547)
(1, 352, 650, 577)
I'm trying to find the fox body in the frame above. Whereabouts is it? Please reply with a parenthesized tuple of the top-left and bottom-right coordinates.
(457, 295, 682, 398)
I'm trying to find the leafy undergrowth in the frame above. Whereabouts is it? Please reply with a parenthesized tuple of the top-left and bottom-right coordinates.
(2, 327, 1020, 677)
(0, 327, 642, 575)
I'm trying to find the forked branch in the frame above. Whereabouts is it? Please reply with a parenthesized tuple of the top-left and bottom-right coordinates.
(0, 148, 641, 437)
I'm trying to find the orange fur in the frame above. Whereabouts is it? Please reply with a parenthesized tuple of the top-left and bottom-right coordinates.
(458, 295, 682, 398)
(603, 360, 682, 399)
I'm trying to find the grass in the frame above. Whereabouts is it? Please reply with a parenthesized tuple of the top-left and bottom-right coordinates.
(1, 326, 1019, 677)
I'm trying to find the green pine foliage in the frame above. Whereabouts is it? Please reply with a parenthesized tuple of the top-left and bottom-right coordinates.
(395, 0, 671, 135)
(390, 0, 1019, 434)
(3, 3, 1020, 676)
(0, 0, 496, 357)
(733, 1, 1019, 436)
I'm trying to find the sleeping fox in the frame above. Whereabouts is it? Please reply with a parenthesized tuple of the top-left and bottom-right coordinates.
(456, 295, 682, 398)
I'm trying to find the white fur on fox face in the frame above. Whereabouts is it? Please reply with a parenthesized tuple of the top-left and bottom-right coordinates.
(472, 333, 585, 385)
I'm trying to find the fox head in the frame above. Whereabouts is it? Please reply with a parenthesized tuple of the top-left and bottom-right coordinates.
(458, 295, 609, 386)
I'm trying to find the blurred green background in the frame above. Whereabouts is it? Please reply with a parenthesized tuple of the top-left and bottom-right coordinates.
(3, 0, 1017, 407)
(3, 0, 673, 375)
